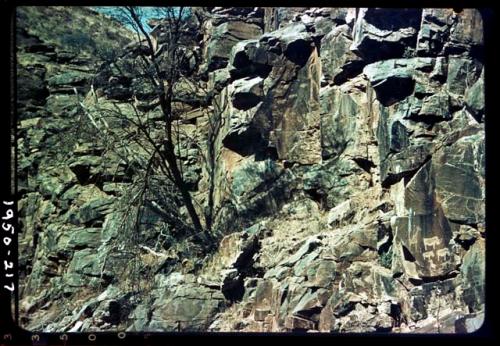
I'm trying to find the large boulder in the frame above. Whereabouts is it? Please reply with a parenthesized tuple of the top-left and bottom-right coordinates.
(465, 69, 485, 122)
(47, 71, 91, 94)
(351, 8, 422, 63)
(206, 21, 263, 72)
(271, 46, 322, 164)
(148, 274, 226, 331)
(416, 9, 454, 56)
(228, 22, 313, 78)
(370, 57, 463, 187)
(231, 158, 284, 204)
(446, 57, 482, 97)
(433, 133, 485, 225)
(320, 78, 379, 162)
(226, 23, 321, 164)
(231, 76, 264, 110)
(391, 161, 458, 280)
(321, 24, 365, 85)
(459, 239, 485, 314)
(363, 58, 437, 107)
(302, 156, 372, 209)
(17, 64, 49, 108)
(444, 9, 484, 56)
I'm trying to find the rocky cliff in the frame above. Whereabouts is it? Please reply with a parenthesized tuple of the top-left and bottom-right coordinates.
(17, 7, 485, 333)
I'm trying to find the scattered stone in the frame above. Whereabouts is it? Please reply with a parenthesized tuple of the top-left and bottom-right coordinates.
(327, 200, 354, 227)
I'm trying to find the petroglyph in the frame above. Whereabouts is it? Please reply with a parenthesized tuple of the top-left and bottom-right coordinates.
(423, 236, 441, 251)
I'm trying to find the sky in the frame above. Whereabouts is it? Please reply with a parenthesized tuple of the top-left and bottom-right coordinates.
(92, 7, 175, 33)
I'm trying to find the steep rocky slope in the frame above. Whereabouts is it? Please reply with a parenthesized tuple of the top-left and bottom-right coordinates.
(17, 7, 485, 333)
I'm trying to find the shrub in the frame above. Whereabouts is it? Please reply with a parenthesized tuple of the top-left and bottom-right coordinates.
(379, 245, 393, 269)
(60, 32, 96, 53)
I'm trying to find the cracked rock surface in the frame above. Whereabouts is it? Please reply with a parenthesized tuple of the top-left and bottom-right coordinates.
(17, 7, 485, 333)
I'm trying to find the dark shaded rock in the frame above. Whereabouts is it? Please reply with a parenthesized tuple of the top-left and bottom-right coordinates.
(226, 22, 322, 164)
(17, 64, 49, 108)
(231, 76, 263, 110)
(220, 268, 243, 301)
(68, 156, 101, 184)
(104, 86, 133, 101)
(221, 102, 268, 155)
(25, 43, 56, 54)
(68, 197, 114, 226)
(47, 71, 89, 88)
(284, 38, 312, 67)
(232, 169, 297, 224)
(408, 294, 427, 321)
(465, 69, 485, 122)
(302, 157, 369, 209)
(55, 50, 77, 63)
(351, 8, 422, 63)
(416, 9, 454, 56)
(444, 9, 484, 57)
(231, 159, 283, 203)
(374, 70, 456, 188)
(389, 120, 410, 152)
(206, 21, 263, 72)
(182, 165, 201, 191)
(383, 143, 432, 187)
(460, 239, 485, 314)
(261, 23, 312, 66)
(406, 279, 456, 324)
(210, 230, 260, 277)
(230, 23, 313, 75)
(229, 40, 273, 79)
(364, 60, 416, 106)
(455, 312, 485, 333)
(130, 79, 157, 101)
(17, 27, 55, 53)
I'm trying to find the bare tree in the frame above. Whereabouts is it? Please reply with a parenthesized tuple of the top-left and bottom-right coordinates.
(77, 6, 227, 246)
(127, 6, 204, 232)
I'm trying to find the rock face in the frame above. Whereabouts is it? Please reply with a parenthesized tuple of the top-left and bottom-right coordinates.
(351, 8, 422, 62)
(17, 7, 486, 334)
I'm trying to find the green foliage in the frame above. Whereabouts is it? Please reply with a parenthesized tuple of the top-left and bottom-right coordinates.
(16, 6, 133, 57)
(59, 31, 118, 62)
(60, 32, 96, 52)
(379, 245, 393, 269)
